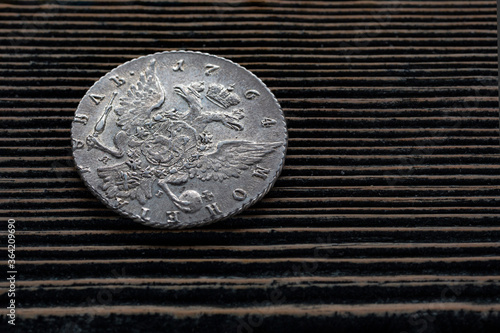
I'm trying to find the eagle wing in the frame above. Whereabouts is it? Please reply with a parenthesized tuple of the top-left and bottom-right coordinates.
(97, 162, 154, 205)
(186, 141, 282, 182)
(114, 59, 165, 135)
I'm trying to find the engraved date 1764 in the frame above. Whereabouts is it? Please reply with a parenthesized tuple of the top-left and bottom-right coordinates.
(72, 51, 287, 229)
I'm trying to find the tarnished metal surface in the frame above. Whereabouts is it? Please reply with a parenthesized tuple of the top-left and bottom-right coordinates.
(72, 51, 287, 228)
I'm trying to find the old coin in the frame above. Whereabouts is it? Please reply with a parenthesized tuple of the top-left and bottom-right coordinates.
(71, 51, 287, 229)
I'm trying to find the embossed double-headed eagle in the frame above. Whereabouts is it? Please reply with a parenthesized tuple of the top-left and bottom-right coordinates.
(86, 60, 280, 213)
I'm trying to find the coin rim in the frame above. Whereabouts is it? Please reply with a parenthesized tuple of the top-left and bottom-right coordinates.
(72, 50, 288, 229)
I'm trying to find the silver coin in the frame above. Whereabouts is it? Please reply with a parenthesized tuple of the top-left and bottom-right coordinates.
(71, 51, 287, 229)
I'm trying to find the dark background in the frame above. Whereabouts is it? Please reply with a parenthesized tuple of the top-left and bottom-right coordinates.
(1, 0, 500, 332)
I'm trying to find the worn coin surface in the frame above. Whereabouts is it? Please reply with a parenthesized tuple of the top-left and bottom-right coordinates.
(71, 51, 287, 229)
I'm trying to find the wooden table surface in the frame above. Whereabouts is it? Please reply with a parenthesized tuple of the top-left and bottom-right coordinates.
(1, 0, 499, 332)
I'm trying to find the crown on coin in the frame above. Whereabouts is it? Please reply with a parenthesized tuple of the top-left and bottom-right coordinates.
(206, 83, 240, 109)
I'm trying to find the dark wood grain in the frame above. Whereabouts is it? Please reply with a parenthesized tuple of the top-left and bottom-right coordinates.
(1, 0, 499, 332)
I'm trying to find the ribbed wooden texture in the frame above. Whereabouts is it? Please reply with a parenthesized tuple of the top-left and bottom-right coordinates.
(1, 0, 500, 332)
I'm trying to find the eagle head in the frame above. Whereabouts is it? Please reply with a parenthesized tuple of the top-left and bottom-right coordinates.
(173, 81, 204, 108)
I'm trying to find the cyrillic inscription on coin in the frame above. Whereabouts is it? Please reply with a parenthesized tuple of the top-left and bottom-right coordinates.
(71, 51, 287, 229)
